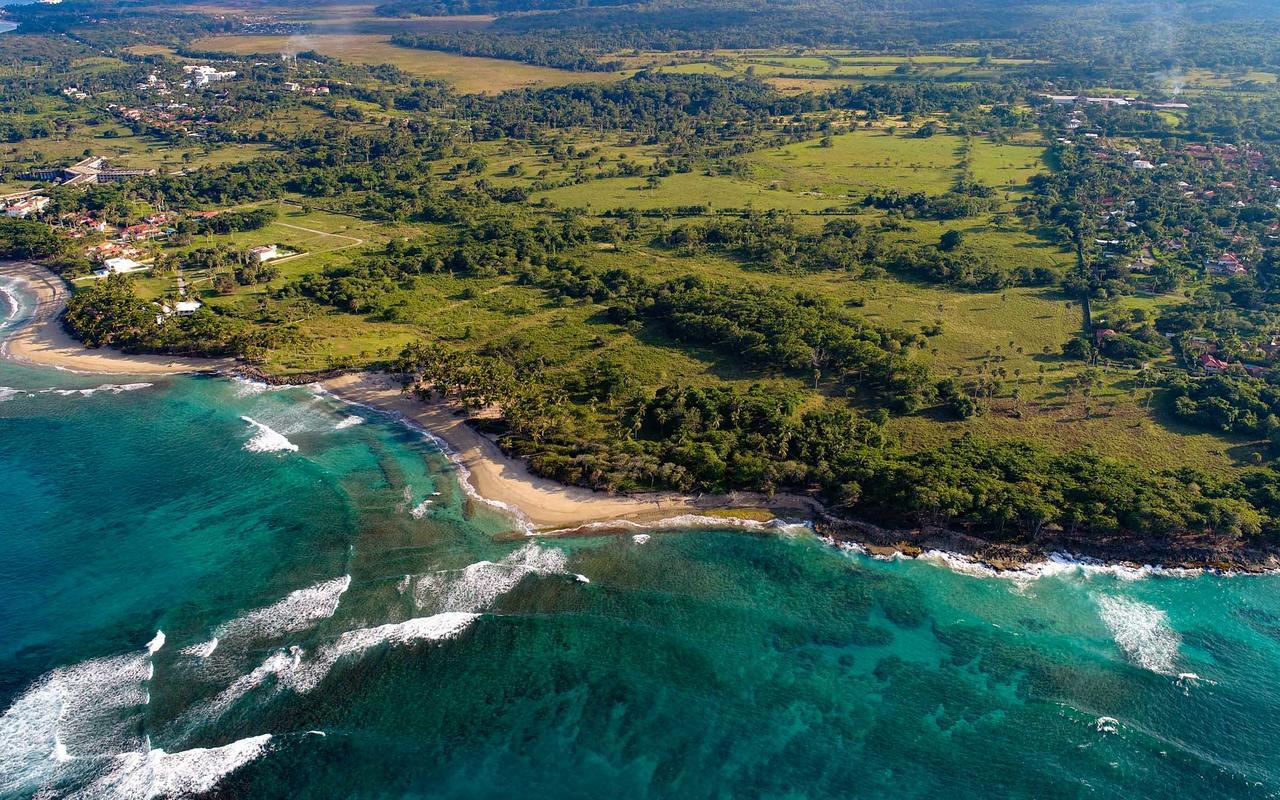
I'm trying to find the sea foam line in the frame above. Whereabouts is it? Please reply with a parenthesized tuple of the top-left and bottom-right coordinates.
(824, 537, 1235, 583)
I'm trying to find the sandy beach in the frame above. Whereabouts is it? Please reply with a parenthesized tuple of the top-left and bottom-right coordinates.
(321, 371, 717, 529)
(0, 260, 806, 531)
(0, 260, 232, 375)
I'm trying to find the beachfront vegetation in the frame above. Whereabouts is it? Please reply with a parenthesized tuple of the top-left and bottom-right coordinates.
(9, 0, 1280, 555)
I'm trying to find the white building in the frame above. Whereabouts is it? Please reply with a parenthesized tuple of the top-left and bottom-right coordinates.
(249, 244, 281, 263)
(94, 257, 147, 277)
(5, 196, 50, 218)
(174, 300, 202, 315)
(183, 65, 237, 86)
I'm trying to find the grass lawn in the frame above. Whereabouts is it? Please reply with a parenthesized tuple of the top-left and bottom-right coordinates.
(188, 34, 617, 94)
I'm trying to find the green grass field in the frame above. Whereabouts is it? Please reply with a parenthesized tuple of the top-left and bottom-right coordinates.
(188, 34, 618, 94)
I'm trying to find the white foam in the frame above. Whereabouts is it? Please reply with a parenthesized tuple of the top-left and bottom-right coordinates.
(1095, 594, 1180, 675)
(180, 650, 299, 729)
(1094, 716, 1120, 734)
(0, 383, 153, 401)
(51, 383, 153, 397)
(288, 613, 477, 694)
(70, 734, 272, 799)
(407, 543, 574, 614)
(240, 416, 298, 453)
(334, 414, 364, 430)
(145, 631, 165, 655)
(631, 534, 651, 544)
(216, 576, 351, 643)
(824, 538, 1217, 583)
(0, 633, 160, 796)
(179, 638, 218, 659)
(230, 376, 286, 397)
(212, 615, 478, 700)
(409, 498, 433, 519)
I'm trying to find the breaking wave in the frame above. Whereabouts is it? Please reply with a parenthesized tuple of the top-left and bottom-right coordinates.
(403, 542, 585, 614)
(0, 632, 168, 797)
(826, 539, 1214, 583)
(67, 734, 272, 800)
(0, 383, 153, 402)
(1095, 594, 1181, 675)
(334, 414, 364, 430)
(240, 416, 298, 453)
(179, 638, 218, 659)
(214, 576, 351, 644)
(193, 613, 478, 713)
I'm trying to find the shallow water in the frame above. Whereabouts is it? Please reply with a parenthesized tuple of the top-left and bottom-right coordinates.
(3, 281, 1280, 799)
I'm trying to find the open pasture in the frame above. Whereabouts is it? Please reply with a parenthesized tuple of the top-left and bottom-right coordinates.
(188, 34, 616, 94)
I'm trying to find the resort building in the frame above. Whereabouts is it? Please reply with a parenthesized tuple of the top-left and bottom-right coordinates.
(4, 196, 50, 218)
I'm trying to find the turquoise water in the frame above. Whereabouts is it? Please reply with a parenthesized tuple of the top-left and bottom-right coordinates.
(3, 280, 1280, 799)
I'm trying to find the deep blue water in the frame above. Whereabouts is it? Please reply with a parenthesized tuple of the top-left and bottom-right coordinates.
(3, 275, 1280, 799)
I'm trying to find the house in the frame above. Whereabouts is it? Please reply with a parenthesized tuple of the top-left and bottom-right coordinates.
(283, 82, 300, 92)
(1200, 354, 1230, 374)
(1208, 252, 1247, 275)
(1132, 159, 1155, 170)
(4, 196, 50, 218)
(174, 300, 202, 316)
(96, 257, 145, 277)
(1095, 328, 1117, 344)
(248, 244, 281, 263)
(121, 224, 166, 241)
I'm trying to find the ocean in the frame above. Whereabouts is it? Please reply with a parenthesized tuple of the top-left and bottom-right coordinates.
(3, 278, 1280, 799)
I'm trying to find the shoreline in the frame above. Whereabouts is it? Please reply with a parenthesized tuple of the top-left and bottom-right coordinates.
(0, 260, 232, 375)
(320, 371, 819, 530)
(4, 260, 1277, 573)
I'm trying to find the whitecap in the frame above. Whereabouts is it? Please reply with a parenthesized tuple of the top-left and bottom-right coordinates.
(179, 638, 218, 659)
(179, 650, 300, 730)
(208, 614, 479, 703)
(409, 499, 433, 520)
(240, 416, 298, 453)
(334, 415, 364, 430)
(0, 636, 157, 795)
(145, 631, 165, 655)
(287, 613, 478, 694)
(70, 734, 272, 799)
(632, 534, 651, 545)
(1095, 716, 1120, 734)
(406, 543, 575, 614)
(52, 383, 153, 398)
(215, 576, 350, 643)
(1095, 594, 1180, 675)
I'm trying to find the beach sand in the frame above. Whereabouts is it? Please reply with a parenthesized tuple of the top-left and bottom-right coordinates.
(0, 261, 755, 530)
(0, 261, 232, 375)
(321, 371, 708, 529)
